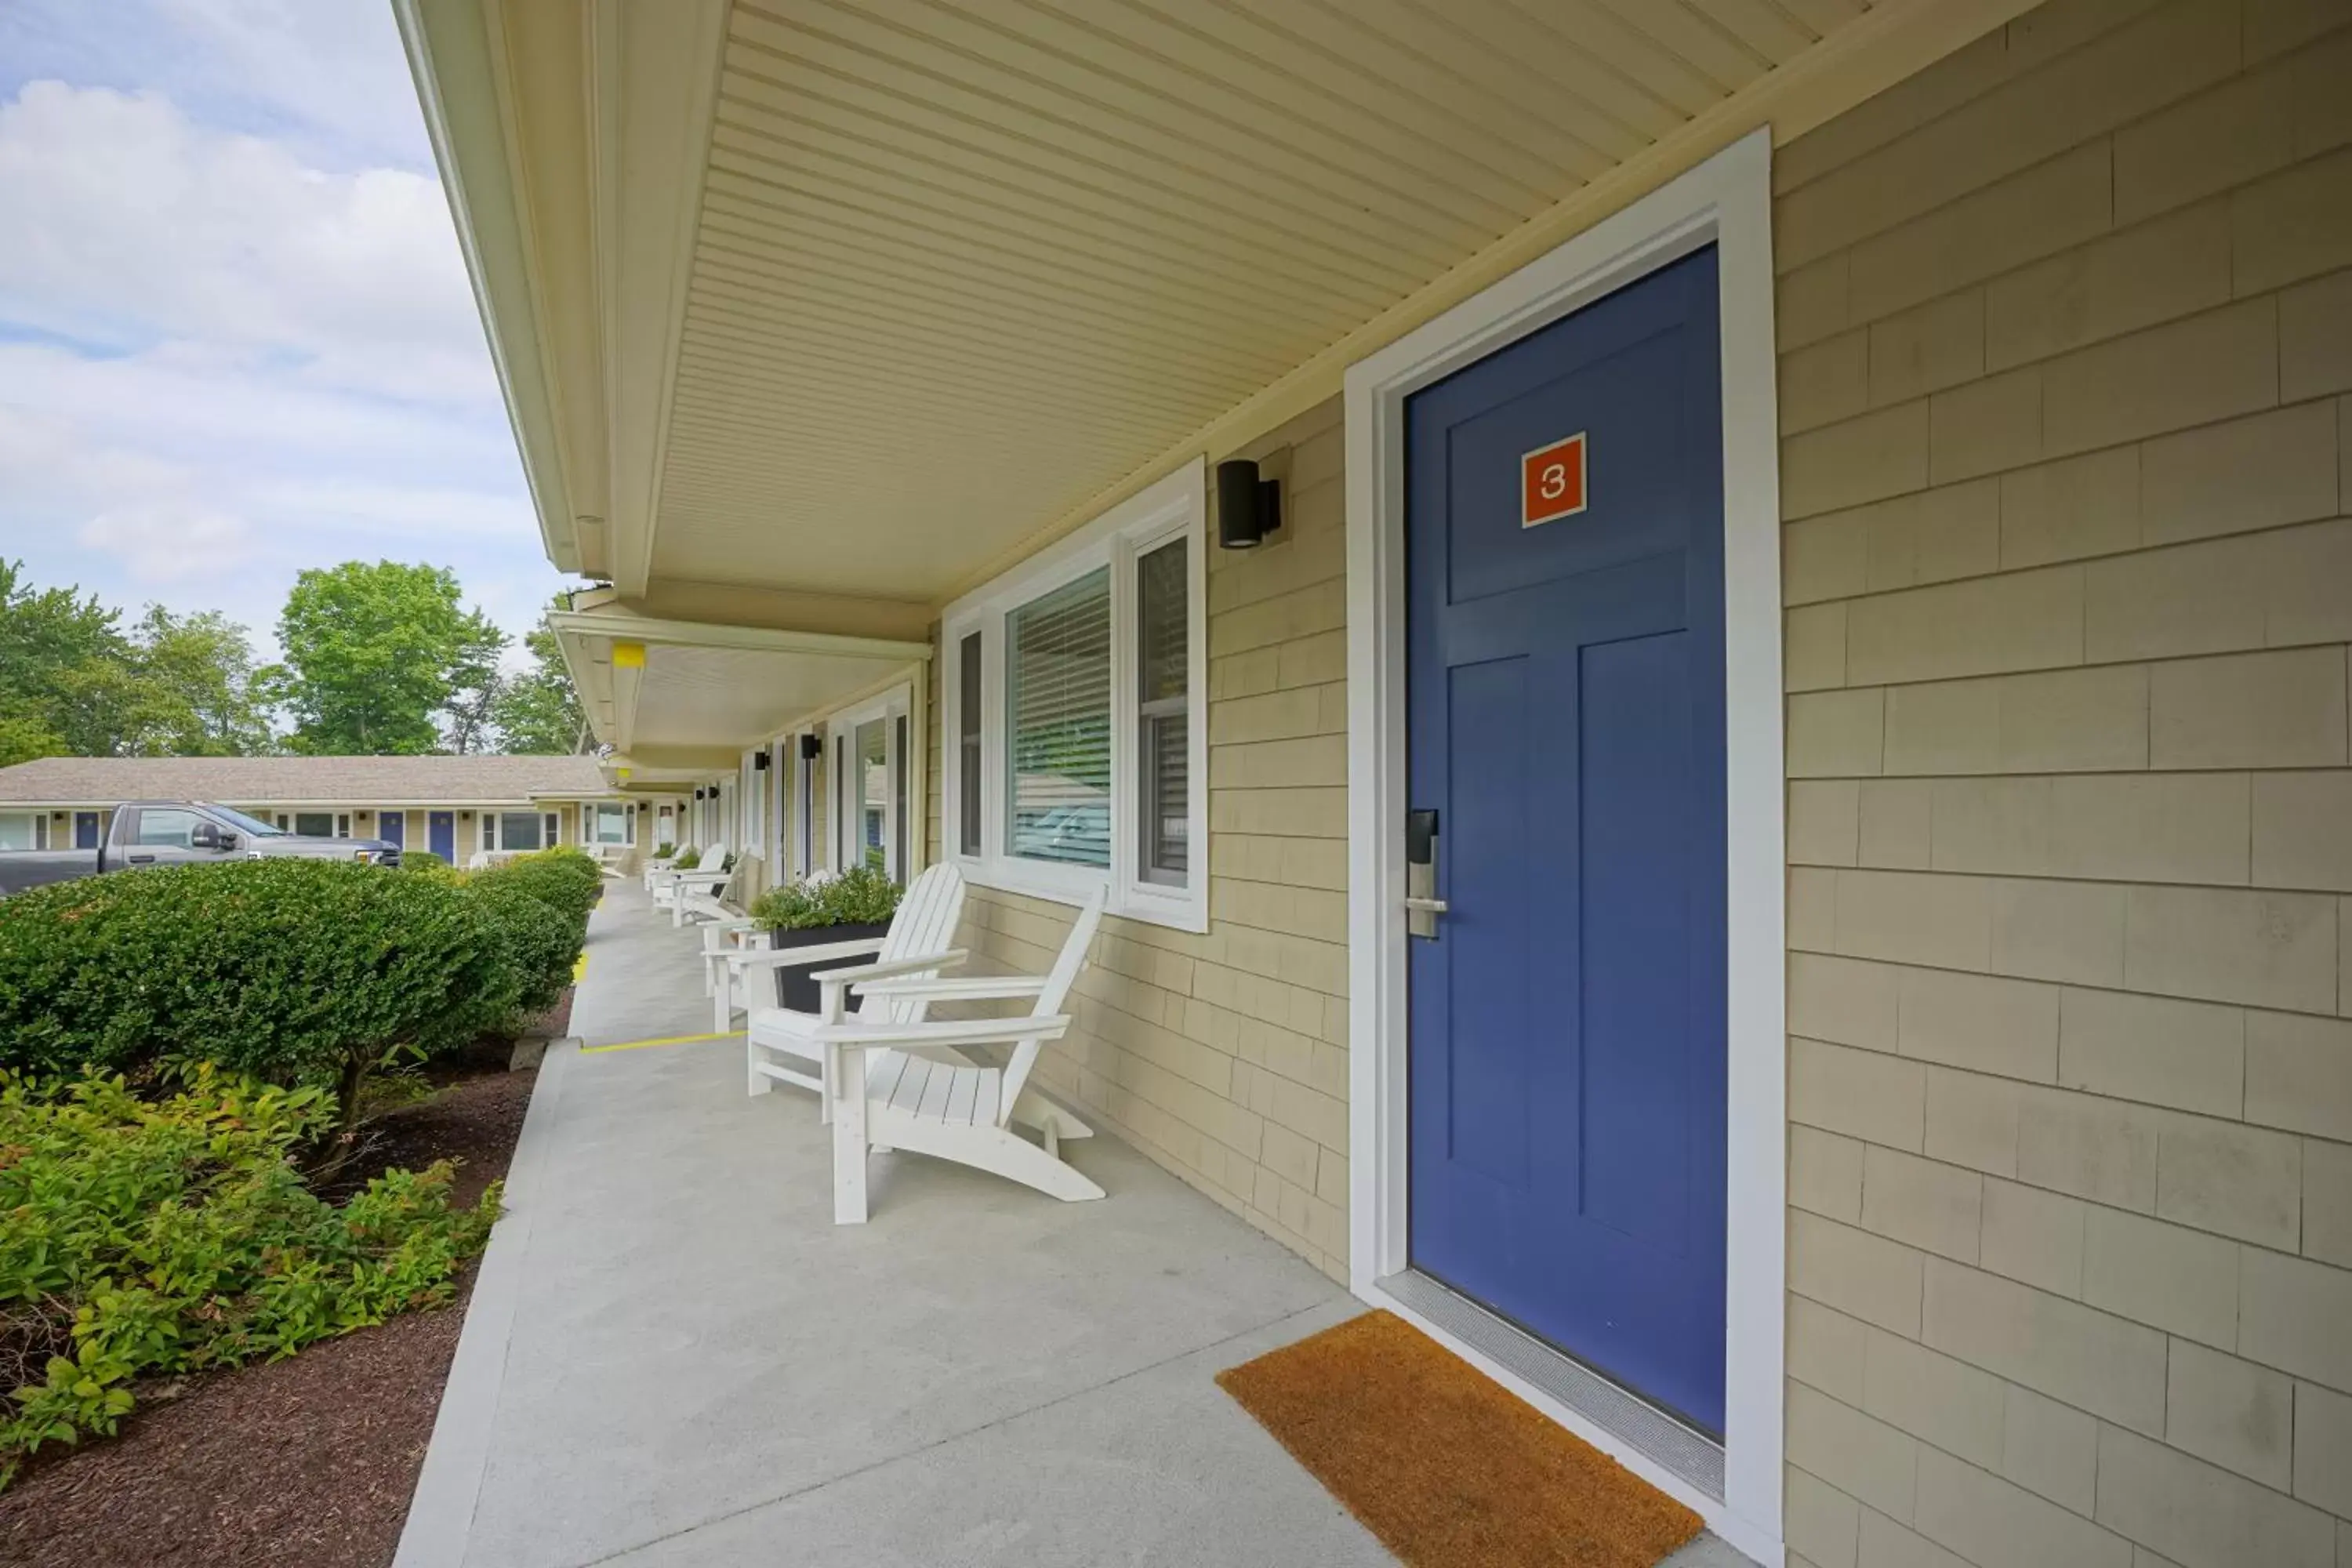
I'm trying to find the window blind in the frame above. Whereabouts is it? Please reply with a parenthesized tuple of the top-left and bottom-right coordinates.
(1007, 567, 1112, 868)
(1136, 539, 1189, 884)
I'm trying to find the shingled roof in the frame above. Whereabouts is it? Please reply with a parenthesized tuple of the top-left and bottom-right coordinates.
(0, 754, 612, 807)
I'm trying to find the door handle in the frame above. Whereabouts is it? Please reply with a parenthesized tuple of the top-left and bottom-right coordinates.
(1406, 809, 1443, 939)
(127, 854, 154, 864)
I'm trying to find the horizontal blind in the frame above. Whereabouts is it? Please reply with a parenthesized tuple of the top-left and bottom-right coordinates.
(1137, 539, 1189, 883)
(1007, 567, 1111, 868)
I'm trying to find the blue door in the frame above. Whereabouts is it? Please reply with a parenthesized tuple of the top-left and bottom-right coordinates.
(428, 811, 455, 860)
(74, 811, 100, 849)
(1405, 246, 1727, 1433)
(377, 811, 405, 848)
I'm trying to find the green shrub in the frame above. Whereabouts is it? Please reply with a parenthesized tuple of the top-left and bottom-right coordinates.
(671, 847, 702, 871)
(0, 858, 497, 1114)
(0, 1069, 499, 1483)
(751, 865, 901, 931)
(432, 879, 576, 1045)
(474, 847, 601, 934)
(401, 848, 448, 869)
(653, 841, 676, 859)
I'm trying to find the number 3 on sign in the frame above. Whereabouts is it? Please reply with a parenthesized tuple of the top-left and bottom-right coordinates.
(1520, 432, 1588, 528)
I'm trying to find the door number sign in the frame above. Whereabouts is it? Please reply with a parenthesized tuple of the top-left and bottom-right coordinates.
(1520, 432, 1588, 528)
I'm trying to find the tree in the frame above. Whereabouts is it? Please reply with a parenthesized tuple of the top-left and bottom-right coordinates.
(0, 560, 130, 757)
(117, 607, 272, 756)
(266, 561, 507, 756)
(488, 624, 592, 754)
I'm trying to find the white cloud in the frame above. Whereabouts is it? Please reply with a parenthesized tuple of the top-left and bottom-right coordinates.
(78, 506, 260, 584)
(0, 13, 563, 659)
(0, 82, 493, 406)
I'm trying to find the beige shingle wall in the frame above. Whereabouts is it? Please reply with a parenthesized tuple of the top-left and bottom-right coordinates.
(949, 398, 1352, 1279)
(1776, 2, 2352, 1565)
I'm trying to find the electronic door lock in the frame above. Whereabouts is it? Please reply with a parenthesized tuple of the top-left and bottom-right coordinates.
(1406, 809, 1443, 939)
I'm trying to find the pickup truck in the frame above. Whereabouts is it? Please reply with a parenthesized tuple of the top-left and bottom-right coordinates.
(0, 801, 401, 898)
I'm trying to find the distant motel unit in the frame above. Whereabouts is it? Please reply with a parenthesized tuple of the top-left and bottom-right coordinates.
(0, 754, 673, 867)
(403, 1, 2352, 1561)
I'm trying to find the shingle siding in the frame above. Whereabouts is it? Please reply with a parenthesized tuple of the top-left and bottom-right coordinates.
(1779, 4, 2352, 1562)
(940, 399, 1353, 1280)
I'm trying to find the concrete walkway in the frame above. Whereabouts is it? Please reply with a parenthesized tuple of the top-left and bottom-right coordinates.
(397, 879, 1753, 1568)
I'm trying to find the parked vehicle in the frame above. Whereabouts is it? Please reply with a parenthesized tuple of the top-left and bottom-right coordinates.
(0, 801, 400, 897)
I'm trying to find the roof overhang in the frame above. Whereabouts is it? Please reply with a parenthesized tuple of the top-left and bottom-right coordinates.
(405, 0, 2039, 612)
(547, 602, 930, 767)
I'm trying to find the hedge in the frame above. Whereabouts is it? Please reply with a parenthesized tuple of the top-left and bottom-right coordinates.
(0, 858, 496, 1098)
(0, 851, 600, 1116)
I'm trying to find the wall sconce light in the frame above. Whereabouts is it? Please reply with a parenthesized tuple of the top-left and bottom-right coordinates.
(1216, 457, 1281, 549)
(753, 750, 770, 771)
(800, 734, 823, 760)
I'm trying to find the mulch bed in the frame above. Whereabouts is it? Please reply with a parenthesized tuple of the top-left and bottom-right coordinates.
(0, 1054, 541, 1568)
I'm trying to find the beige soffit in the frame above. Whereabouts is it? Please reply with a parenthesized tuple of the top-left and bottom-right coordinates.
(548, 606, 928, 760)
(405, 0, 2040, 608)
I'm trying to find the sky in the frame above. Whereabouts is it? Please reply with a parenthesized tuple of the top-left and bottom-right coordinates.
(0, 0, 567, 661)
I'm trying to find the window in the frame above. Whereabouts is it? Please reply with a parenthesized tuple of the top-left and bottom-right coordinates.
(0, 812, 47, 851)
(818, 688, 913, 883)
(133, 809, 204, 848)
(742, 750, 765, 855)
(498, 811, 543, 852)
(294, 811, 334, 837)
(1007, 568, 1112, 869)
(1136, 537, 1189, 885)
(956, 631, 982, 855)
(544, 811, 561, 848)
(940, 459, 1206, 931)
(593, 803, 630, 845)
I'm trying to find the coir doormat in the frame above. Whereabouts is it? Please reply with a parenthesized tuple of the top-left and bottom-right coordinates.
(1216, 1311, 1704, 1568)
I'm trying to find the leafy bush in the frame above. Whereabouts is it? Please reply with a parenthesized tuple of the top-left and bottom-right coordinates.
(671, 847, 702, 871)
(474, 847, 601, 935)
(402, 848, 448, 869)
(0, 858, 497, 1116)
(653, 841, 676, 859)
(751, 865, 900, 931)
(432, 879, 576, 1046)
(0, 1069, 499, 1483)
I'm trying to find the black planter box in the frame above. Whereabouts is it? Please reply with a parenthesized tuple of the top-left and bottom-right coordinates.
(766, 922, 891, 1012)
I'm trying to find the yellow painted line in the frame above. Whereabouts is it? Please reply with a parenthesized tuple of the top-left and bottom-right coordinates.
(572, 953, 589, 982)
(580, 1029, 743, 1055)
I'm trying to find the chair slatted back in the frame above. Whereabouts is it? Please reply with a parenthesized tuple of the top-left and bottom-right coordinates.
(994, 888, 1105, 1127)
(866, 864, 965, 1026)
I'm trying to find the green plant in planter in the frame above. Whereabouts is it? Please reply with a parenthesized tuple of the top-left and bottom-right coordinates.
(670, 847, 702, 871)
(751, 865, 901, 931)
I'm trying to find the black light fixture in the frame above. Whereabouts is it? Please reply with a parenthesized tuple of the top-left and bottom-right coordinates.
(693, 786, 705, 800)
(800, 734, 822, 760)
(1216, 457, 1281, 549)
(753, 750, 771, 771)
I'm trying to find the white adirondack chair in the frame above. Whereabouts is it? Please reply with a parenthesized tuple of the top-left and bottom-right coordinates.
(645, 841, 720, 903)
(818, 887, 1108, 1223)
(652, 843, 731, 925)
(722, 863, 965, 1094)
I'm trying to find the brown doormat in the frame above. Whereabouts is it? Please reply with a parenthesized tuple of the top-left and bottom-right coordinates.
(1217, 1311, 1704, 1568)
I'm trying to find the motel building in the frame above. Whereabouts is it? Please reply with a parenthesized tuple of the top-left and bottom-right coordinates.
(0, 754, 657, 865)
(401, 1, 2352, 1563)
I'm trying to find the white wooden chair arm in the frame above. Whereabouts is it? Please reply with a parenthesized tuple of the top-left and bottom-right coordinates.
(815, 1014, 1071, 1049)
(810, 949, 968, 985)
(851, 975, 1048, 1002)
(723, 935, 888, 972)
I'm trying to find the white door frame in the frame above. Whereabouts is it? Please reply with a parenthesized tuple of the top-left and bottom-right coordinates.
(826, 682, 913, 878)
(1342, 129, 1786, 1562)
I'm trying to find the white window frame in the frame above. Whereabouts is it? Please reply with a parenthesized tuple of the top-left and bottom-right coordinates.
(826, 686, 912, 881)
(740, 748, 764, 857)
(940, 459, 1207, 933)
